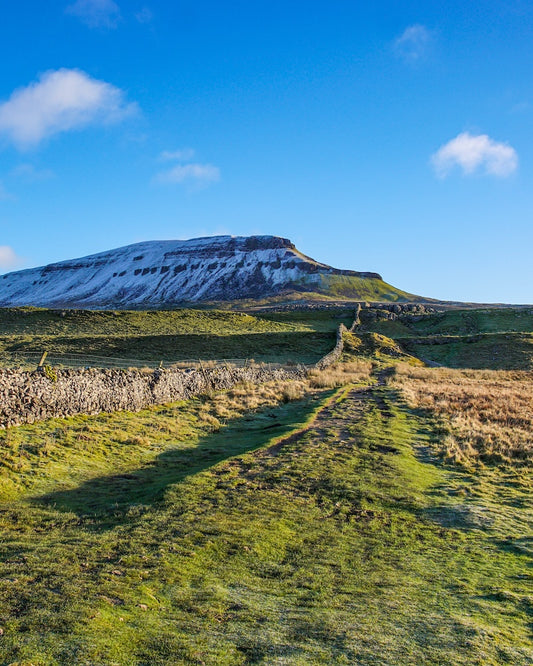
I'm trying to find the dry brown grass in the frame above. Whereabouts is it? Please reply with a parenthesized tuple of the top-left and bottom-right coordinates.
(194, 362, 370, 424)
(155, 361, 373, 439)
(308, 360, 372, 388)
(205, 379, 309, 420)
(393, 364, 533, 466)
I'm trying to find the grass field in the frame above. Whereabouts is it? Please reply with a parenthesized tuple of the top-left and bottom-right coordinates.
(0, 331, 336, 365)
(1, 304, 533, 664)
(0, 307, 354, 366)
(0, 307, 354, 337)
(1, 371, 532, 664)
(393, 364, 533, 466)
(362, 307, 533, 370)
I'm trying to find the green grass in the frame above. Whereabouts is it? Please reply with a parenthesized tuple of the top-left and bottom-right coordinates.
(0, 307, 350, 366)
(362, 307, 533, 370)
(400, 332, 533, 370)
(1, 305, 533, 663)
(365, 307, 533, 339)
(313, 273, 418, 301)
(0, 307, 308, 337)
(256, 308, 355, 332)
(1, 381, 532, 664)
(341, 330, 423, 365)
(0, 331, 335, 364)
(407, 308, 533, 336)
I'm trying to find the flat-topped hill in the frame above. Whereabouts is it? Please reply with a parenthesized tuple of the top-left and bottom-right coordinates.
(0, 235, 418, 308)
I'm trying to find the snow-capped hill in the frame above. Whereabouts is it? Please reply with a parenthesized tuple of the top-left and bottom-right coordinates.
(0, 235, 403, 308)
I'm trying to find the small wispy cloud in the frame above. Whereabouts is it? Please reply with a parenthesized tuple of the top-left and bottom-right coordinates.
(65, 0, 120, 29)
(0, 68, 137, 149)
(510, 101, 530, 114)
(0, 246, 24, 270)
(154, 149, 220, 189)
(11, 163, 55, 181)
(154, 163, 220, 187)
(159, 148, 195, 162)
(135, 7, 153, 23)
(393, 24, 432, 63)
(431, 132, 518, 178)
(0, 182, 14, 201)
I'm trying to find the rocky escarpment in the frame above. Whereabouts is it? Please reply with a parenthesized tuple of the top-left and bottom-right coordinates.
(0, 235, 413, 308)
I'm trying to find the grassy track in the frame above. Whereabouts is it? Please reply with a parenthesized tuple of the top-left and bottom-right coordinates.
(1, 377, 532, 664)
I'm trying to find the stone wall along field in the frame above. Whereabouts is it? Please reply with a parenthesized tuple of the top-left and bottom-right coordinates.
(0, 307, 363, 428)
(0, 364, 305, 429)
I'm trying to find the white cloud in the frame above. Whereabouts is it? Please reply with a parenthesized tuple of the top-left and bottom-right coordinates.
(0, 246, 23, 269)
(393, 24, 432, 63)
(159, 148, 195, 162)
(66, 0, 120, 28)
(154, 148, 219, 188)
(11, 163, 55, 181)
(135, 7, 153, 23)
(0, 69, 137, 149)
(154, 163, 221, 187)
(431, 132, 518, 178)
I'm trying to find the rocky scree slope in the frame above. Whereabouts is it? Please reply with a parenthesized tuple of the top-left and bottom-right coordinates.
(0, 235, 415, 308)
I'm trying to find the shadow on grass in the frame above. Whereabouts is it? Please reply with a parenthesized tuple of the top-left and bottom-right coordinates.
(35, 396, 322, 531)
(401, 333, 533, 371)
(5, 331, 335, 365)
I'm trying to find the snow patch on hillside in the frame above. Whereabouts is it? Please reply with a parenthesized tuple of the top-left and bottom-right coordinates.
(0, 235, 381, 307)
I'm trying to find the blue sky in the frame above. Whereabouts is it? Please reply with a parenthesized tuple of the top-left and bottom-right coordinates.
(0, 0, 531, 303)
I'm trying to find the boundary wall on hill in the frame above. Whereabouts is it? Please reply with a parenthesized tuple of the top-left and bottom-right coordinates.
(0, 364, 305, 429)
(314, 324, 348, 370)
(313, 305, 361, 369)
(0, 308, 362, 428)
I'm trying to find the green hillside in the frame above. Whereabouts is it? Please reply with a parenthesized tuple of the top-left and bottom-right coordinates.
(1, 304, 533, 664)
(0, 307, 352, 367)
(311, 273, 418, 301)
(1, 369, 532, 664)
(362, 307, 533, 370)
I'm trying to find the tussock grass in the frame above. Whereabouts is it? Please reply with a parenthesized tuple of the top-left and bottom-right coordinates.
(393, 364, 533, 466)
(308, 360, 372, 388)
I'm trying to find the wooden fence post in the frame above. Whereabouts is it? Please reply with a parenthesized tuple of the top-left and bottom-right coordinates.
(37, 351, 48, 370)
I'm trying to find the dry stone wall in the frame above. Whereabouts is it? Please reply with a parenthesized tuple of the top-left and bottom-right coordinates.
(0, 307, 365, 429)
(314, 324, 348, 370)
(0, 364, 305, 429)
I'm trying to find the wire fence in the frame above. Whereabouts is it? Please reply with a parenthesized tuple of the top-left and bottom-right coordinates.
(0, 351, 305, 372)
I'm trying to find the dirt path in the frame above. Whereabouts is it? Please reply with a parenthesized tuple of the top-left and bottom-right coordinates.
(257, 384, 375, 464)
(259, 366, 393, 461)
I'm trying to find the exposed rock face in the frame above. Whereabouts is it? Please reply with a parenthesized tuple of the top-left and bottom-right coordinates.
(0, 235, 383, 308)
